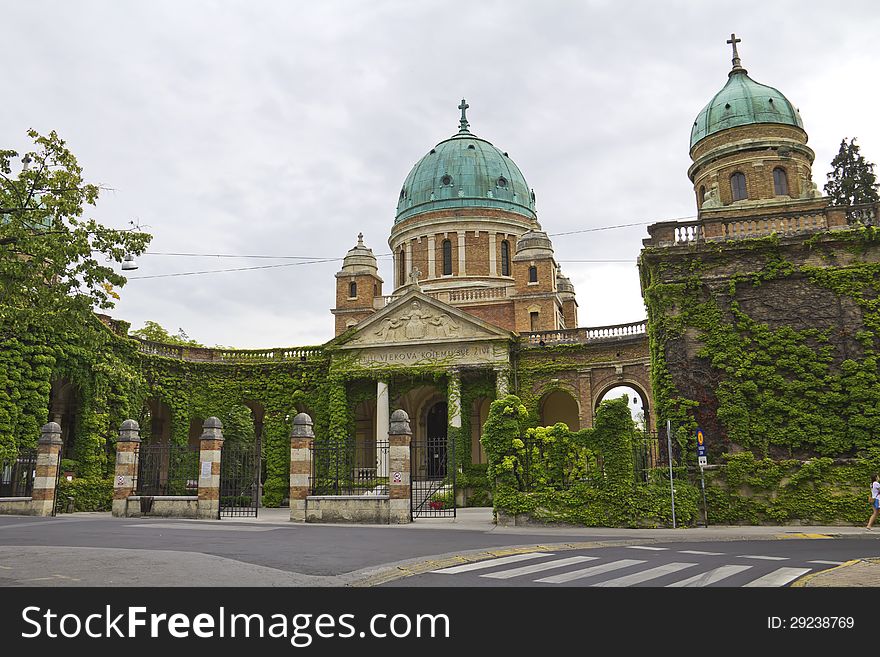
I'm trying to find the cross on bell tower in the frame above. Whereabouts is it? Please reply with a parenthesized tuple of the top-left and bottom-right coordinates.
(727, 33, 745, 72)
(458, 98, 470, 133)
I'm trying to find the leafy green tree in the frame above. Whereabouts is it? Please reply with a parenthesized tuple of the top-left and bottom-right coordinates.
(130, 320, 205, 347)
(0, 129, 151, 331)
(824, 137, 880, 207)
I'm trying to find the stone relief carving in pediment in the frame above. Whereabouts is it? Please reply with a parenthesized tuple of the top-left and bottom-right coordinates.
(373, 301, 462, 342)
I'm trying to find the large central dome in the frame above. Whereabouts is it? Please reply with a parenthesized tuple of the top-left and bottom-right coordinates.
(394, 100, 536, 224)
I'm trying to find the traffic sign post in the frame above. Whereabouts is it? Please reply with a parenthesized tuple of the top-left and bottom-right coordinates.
(696, 427, 709, 527)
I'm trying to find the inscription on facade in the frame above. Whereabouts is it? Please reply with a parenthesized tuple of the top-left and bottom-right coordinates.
(356, 343, 508, 367)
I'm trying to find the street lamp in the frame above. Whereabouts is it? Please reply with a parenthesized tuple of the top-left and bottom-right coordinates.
(121, 253, 138, 271)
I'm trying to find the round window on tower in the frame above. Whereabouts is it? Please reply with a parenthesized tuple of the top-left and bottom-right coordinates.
(497, 177, 508, 188)
(441, 174, 453, 186)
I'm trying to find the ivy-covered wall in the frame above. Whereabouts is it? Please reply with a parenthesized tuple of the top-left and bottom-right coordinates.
(640, 226, 880, 461)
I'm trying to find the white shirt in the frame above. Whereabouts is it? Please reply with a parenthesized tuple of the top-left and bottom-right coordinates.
(872, 481, 880, 500)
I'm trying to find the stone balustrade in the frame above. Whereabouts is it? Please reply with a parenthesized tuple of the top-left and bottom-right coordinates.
(136, 340, 324, 363)
(642, 201, 874, 248)
(524, 320, 647, 346)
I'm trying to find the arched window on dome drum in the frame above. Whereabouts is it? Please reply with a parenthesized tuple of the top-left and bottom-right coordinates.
(773, 167, 789, 196)
(528, 265, 538, 283)
(442, 239, 452, 276)
(398, 249, 406, 286)
(699, 186, 706, 205)
(349, 281, 357, 298)
(501, 240, 510, 276)
(730, 172, 748, 201)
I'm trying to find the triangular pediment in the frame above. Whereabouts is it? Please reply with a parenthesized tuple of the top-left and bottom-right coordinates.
(337, 288, 514, 349)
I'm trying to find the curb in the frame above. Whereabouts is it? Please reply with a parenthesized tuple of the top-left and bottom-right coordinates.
(790, 559, 861, 587)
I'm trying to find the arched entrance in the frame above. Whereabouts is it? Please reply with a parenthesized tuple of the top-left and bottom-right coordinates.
(595, 383, 651, 431)
(539, 389, 580, 430)
(425, 401, 448, 477)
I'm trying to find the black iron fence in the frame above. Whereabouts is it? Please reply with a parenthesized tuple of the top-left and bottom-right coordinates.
(0, 448, 38, 497)
(135, 443, 199, 496)
(310, 441, 389, 496)
(411, 436, 456, 518)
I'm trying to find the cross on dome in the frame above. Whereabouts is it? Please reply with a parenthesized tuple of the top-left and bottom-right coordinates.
(727, 33, 744, 71)
(458, 98, 470, 133)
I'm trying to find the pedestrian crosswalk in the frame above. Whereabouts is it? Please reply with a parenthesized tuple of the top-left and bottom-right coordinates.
(428, 546, 836, 587)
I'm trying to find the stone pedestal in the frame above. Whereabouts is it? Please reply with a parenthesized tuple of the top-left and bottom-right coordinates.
(197, 417, 224, 519)
(31, 423, 63, 517)
(388, 409, 412, 524)
(289, 413, 314, 522)
(112, 420, 141, 517)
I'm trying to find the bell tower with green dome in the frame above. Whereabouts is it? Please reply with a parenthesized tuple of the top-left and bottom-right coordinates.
(688, 34, 823, 212)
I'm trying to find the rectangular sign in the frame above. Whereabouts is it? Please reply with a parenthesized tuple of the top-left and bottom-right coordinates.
(696, 427, 707, 458)
(200, 461, 212, 478)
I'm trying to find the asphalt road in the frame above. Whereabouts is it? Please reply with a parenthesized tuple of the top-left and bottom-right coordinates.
(0, 513, 877, 587)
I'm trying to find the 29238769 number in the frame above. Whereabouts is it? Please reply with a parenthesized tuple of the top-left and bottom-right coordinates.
(768, 616, 855, 629)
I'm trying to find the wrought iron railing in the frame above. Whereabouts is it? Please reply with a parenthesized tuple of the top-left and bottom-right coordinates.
(0, 448, 38, 497)
(310, 441, 389, 496)
(135, 443, 199, 496)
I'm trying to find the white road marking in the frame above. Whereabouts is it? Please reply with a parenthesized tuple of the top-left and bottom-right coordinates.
(743, 567, 811, 587)
(431, 553, 552, 574)
(536, 559, 646, 584)
(808, 560, 844, 565)
(481, 556, 598, 579)
(666, 565, 753, 587)
(592, 562, 697, 587)
(626, 545, 669, 551)
(738, 555, 788, 561)
(679, 550, 725, 556)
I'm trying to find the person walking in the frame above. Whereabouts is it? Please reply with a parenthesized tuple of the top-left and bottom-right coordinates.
(867, 474, 880, 530)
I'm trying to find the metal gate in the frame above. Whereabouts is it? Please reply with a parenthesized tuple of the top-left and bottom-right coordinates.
(411, 435, 456, 518)
(219, 441, 260, 518)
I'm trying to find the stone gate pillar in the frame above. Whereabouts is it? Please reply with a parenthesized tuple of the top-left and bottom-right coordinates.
(197, 417, 224, 519)
(376, 379, 390, 476)
(31, 422, 63, 517)
(289, 413, 314, 522)
(388, 409, 412, 524)
(112, 419, 140, 517)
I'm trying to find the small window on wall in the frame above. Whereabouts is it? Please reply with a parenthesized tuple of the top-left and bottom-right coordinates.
(730, 172, 748, 201)
(442, 239, 452, 276)
(529, 311, 539, 331)
(501, 240, 510, 276)
(398, 249, 406, 286)
(348, 281, 357, 298)
(773, 167, 789, 196)
(528, 265, 538, 283)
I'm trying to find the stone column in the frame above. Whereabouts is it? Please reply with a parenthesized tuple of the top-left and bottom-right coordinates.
(31, 422, 63, 517)
(448, 368, 462, 431)
(489, 232, 497, 275)
(494, 366, 510, 398)
(388, 409, 412, 524)
(289, 413, 314, 522)
(405, 240, 413, 280)
(197, 417, 224, 519)
(376, 379, 390, 477)
(112, 420, 141, 517)
(427, 235, 436, 278)
(457, 232, 466, 275)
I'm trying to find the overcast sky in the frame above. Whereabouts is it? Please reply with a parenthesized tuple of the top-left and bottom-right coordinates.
(6, 1, 880, 348)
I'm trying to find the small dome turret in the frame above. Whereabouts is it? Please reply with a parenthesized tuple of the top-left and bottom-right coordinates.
(513, 228, 554, 260)
(339, 233, 378, 275)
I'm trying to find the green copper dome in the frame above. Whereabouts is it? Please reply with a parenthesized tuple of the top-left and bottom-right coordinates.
(690, 65, 803, 150)
(395, 99, 537, 224)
